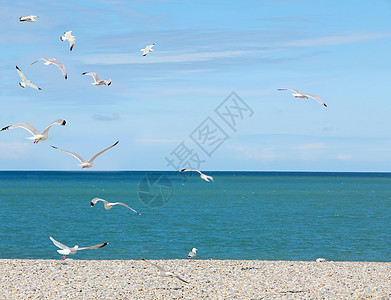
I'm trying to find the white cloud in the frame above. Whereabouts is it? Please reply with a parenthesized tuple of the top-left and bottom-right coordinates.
(295, 143, 327, 161)
(296, 143, 327, 151)
(92, 113, 120, 121)
(337, 154, 352, 161)
(79, 50, 252, 65)
(0, 142, 32, 159)
(230, 145, 277, 162)
(283, 32, 391, 48)
(134, 138, 182, 144)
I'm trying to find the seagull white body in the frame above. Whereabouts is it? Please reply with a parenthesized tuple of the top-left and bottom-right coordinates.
(51, 141, 119, 168)
(141, 258, 189, 283)
(82, 72, 111, 86)
(19, 15, 39, 22)
(1, 119, 66, 143)
(60, 31, 76, 51)
(16, 66, 41, 90)
(277, 88, 327, 107)
(187, 248, 198, 259)
(91, 197, 141, 215)
(180, 168, 214, 182)
(50, 236, 108, 259)
(32, 57, 67, 80)
(140, 44, 155, 56)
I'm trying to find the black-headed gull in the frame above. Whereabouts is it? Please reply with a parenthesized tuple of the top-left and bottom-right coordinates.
(1, 119, 66, 143)
(277, 88, 327, 107)
(141, 258, 189, 283)
(82, 72, 111, 86)
(140, 44, 155, 56)
(50, 236, 108, 259)
(51, 141, 119, 168)
(187, 248, 198, 259)
(180, 168, 214, 182)
(16, 66, 41, 90)
(91, 197, 141, 215)
(19, 15, 39, 22)
(32, 57, 67, 80)
(60, 31, 76, 51)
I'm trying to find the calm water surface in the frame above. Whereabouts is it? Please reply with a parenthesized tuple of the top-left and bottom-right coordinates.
(0, 171, 390, 261)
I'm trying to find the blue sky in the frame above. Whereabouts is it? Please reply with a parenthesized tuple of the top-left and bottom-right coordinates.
(1, 0, 391, 171)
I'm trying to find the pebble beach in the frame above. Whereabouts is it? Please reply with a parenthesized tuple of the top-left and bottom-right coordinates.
(1, 259, 390, 299)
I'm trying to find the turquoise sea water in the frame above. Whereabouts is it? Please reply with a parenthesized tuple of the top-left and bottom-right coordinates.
(0, 171, 390, 261)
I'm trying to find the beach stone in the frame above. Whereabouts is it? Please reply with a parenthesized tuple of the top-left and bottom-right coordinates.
(0, 259, 390, 299)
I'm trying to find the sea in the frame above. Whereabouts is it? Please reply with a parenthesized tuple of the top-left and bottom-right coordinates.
(0, 171, 390, 262)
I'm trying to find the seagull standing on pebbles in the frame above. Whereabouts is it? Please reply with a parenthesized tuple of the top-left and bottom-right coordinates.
(187, 248, 198, 259)
(16, 66, 41, 90)
(19, 15, 39, 22)
(141, 258, 189, 283)
(277, 88, 327, 107)
(51, 141, 119, 168)
(180, 168, 214, 182)
(32, 57, 67, 79)
(1, 119, 66, 143)
(140, 44, 155, 56)
(60, 31, 76, 51)
(50, 236, 108, 259)
(82, 72, 111, 86)
(91, 197, 141, 215)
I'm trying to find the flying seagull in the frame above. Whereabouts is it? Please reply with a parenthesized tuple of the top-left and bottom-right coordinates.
(140, 44, 155, 56)
(50, 236, 108, 259)
(180, 168, 214, 182)
(91, 197, 141, 215)
(141, 258, 189, 283)
(187, 248, 198, 259)
(82, 72, 111, 86)
(19, 15, 39, 22)
(16, 66, 41, 90)
(32, 57, 67, 79)
(277, 88, 327, 107)
(51, 141, 119, 168)
(60, 31, 76, 51)
(1, 119, 66, 143)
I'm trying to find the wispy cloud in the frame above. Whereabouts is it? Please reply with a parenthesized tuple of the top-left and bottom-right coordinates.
(0, 142, 32, 159)
(283, 32, 391, 47)
(92, 113, 120, 121)
(337, 154, 352, 161)
(135, 138, 182, 144)
(79, 50, 252, 65)
(229, 145, 277, 162)
(296, 143, 327, 151)
(295, 143, 327, 161)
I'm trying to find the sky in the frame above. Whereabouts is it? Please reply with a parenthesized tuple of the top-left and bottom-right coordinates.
(1, 0, 391, 171)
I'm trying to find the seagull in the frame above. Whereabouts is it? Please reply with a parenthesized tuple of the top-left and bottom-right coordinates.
(180, 168, 214, 182)
(19, 15, 39, 22)
(32, 57, 67, 80)
(60, 31, 76, 51)
(50, 236, 108, 259)
(187, 248, 198, 259)
(1, 119, 66, 143)
(51, 141, 119, 168)
(16, 66, 41, 90)
(141, 258, 189, 283)
(277, 88, 327, 107)
(91, 197, 141, 215)
(140, 44, 155, 56)
(82, 72, 111, 86)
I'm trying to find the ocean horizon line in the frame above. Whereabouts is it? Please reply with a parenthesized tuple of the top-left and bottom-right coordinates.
(0, 169, 391, 174)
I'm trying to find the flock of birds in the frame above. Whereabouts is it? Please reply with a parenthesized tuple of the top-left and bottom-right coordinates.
(6, 14, 208, 284)
(5, 14, 328, 284)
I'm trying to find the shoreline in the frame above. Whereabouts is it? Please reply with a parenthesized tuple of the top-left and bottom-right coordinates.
(1, 259, 390, 299)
